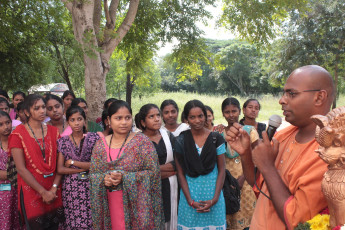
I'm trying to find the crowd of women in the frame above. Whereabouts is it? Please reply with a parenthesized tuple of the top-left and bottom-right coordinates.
(0, 88, 266, 230)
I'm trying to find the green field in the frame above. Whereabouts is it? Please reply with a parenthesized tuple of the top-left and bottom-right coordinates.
(131, 92, 345, 125)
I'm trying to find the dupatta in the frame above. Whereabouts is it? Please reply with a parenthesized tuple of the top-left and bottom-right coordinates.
(89, 132, 164, 230)
(160, 128, 178, 229)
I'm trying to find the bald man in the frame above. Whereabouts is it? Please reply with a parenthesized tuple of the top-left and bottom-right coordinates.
(226, 65, 334, 230)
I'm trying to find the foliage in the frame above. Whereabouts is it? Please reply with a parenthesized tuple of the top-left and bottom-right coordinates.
(160, 39, 279, 96)
(0, 0, 53, 91)
(0, 0, 83, 93)
(219, 0, 309, 45)
(262, 0, 345, 92)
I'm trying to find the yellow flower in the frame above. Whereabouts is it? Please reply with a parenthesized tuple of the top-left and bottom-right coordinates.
(307, 214, 330, 230)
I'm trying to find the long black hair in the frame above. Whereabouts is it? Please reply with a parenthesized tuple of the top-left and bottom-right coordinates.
(104, 98, 118, 110)
(0, 97, 10, 109)
(0, 110, 11, 121)
(23, 94, 45, 120)
(0, 89, 9, 100)
(135, 104, 160, 130)
(108, 100, 132, 117)
(240, 98, 261, 123)
(61, 90, 76, 100)
(221, 97, 241, 112)
(12, 91, 26, 100)
(160, 99, 179, 113)
(66, 106, 87, 133)
(45, 94, 63, 106)
(183, 100, 208, 122)
(71, 98, 87, 107)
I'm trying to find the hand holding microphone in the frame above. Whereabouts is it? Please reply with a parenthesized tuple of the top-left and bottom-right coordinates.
(252, 115, 282, 170)
(266, 115, 282, 141)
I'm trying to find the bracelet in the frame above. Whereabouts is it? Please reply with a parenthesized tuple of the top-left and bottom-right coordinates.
(52, 184, 58, 188)
(190, 200, 194, 208)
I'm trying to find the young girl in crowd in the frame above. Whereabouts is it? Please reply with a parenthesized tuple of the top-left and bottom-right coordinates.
(214, 97, 259, 230)
(61, 90, 75, 116)
(71, 98, 103, 132)
(239, 99, 266, 139)
(136, 104, 178, 230)
(9, 94, 64, 229)
(90, 100, 164, 229)
(175, 99, 226, 229)
(101, 109, 112, 136)
(16, 102, 26, 124)
(160, 99, 189, 136)
(57, 106, 99, 229)
(205, 105, 215, 131)
(9, 91, 25, 120)
(0, 97, 21, 129)
(61, 98, 103, 136)
(96, 98, 117, 127)
(45, 94, 67, 134)
(0, 111, 20, 230)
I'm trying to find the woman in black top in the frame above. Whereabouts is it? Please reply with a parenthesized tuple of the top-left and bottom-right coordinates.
(135, 103, 178, 230)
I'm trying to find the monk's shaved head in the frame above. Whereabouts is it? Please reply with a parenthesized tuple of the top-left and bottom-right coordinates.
(289, 65, 335, 107)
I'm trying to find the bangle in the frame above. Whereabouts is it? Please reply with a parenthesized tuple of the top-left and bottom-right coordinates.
(190, 200, 194, 208)
(71, 160, 74, 165)
(52, 184, 58, 188)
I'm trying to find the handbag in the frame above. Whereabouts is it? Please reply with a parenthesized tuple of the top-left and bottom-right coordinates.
(6, 155, 17, 188)
(223, 169, 241, 214)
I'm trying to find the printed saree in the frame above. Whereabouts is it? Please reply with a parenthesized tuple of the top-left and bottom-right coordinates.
(90, 132, 164, 230)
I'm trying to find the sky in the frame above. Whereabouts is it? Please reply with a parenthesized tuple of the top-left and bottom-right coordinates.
(157, 2, 235, 57)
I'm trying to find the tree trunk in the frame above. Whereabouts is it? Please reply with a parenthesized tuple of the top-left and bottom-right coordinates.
(126, 73, 134, 107)
(62, 0, 140, 120)
(63, 1, 107, 121)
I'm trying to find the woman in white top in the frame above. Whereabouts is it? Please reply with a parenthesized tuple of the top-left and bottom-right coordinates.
(160, 99, 189, 136)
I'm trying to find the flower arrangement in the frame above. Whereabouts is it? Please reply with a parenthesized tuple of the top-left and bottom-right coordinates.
(294, 208, 345, 230)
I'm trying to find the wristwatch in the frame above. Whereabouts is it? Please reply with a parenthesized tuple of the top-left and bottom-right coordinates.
(52, 184, 58, 188)
(71, 160, 74, 165)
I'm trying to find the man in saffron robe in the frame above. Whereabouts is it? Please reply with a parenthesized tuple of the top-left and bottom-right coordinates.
(226, 65, 335, 229)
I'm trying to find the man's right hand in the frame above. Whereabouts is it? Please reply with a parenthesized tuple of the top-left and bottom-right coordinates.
(224, 123, 251, 156)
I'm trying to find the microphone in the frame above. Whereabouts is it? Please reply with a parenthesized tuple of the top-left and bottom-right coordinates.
(266, 115, 282, 141)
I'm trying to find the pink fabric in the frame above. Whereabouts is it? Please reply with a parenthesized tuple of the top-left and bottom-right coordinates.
(284, 195, 294, 230)
(61, 126, 72, 137)
(100, 133, 125, 230)
(11, 120, 21, 129)
(9, 109, 16, 120)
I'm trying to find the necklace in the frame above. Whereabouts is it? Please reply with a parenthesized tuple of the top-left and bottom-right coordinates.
(108, 131, 131, 161)
(71, 133, 84, 155)
(27, 123, 46, 162)
(62, 119, 65, 132)
(71, 134, 78, 147)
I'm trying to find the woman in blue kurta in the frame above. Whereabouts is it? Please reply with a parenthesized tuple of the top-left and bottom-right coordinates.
(174, 100, 226, 230)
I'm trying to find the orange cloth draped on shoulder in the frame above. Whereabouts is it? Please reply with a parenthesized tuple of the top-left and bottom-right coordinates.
(251, 125, 328, 230)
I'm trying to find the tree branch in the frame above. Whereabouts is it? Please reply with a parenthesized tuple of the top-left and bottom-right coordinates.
(109, 0, 120, 29)
(103, 0, 140, 61)
(93, 0, 102, 38)
(104, 0, 111, 26)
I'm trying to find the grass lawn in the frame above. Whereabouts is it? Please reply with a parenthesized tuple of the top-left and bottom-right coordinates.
(131, 92, 345, 125)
